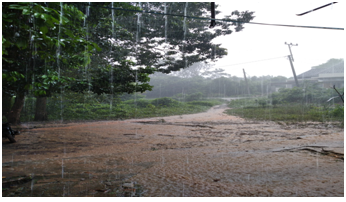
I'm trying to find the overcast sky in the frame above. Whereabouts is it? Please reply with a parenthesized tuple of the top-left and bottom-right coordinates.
(212, 0, 344, 78)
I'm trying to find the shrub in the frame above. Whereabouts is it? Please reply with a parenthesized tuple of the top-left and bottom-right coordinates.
(272, 98, 281, 107)
(151, 97, 179, 107)
(185, 92, 203, 101)
(187, 101, 214, 107)
(332, 104, 344, 118)
(258, 99, 268, 108)
(136, 99, 151, 108)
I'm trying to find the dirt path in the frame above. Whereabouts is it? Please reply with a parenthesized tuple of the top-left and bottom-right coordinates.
(2, 104, 344, 196)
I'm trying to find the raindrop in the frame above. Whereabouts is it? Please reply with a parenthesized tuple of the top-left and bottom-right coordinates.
(164, 2, 167, 43)
(182, 183, 185, 197)
(110, 2, 115, 112)
(31, 173, 35, 196)
(183, 2, 188, 68)
(61, 158, 64, 178)
(136, 2, 142, 43)
(316, 154, 319, 175)
(57, 2, 63, 79)
(183, 2, 188, 41)
(12, 153, 14, 167)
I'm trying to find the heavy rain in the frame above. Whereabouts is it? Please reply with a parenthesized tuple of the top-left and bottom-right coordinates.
(2, 1, 344, 197)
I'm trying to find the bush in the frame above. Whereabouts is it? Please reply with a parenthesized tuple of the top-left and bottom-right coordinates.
(187, 100, 222, 107)
(272, 98, 281, 106)
(258, 99, 268, 108)
(332, 104, 344, 118)
(151, 97, 179, 107)
(120, 93, 145, 101)
(185, 92, 203, 101)
(135, 99, 152, 108)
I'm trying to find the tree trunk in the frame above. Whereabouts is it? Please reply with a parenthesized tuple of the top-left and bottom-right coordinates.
(34, 97, 48, 121)
(7, 93, 25, 125)
(2, 93, 12, 118)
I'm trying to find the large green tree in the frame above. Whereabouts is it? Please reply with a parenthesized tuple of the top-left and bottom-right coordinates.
(2, 2, 255, 124)
(2, 2, 99, 123)
(118, 2, 255, 73)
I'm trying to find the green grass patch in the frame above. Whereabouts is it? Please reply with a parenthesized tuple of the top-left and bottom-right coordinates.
(226, 98, 344, 127)
(18, 97, 224, 122)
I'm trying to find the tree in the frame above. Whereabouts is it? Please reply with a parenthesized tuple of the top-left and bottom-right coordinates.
(2, 2, 99, 123)
(2, 2, 255, 123)
(65, 2, 156, 95)
(121, 2, 254, 73)
(170, 62, 214, 78)
(72, 2, 254, 93)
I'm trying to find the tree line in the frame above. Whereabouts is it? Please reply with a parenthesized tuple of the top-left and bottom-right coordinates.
(143, 63, 288, 99)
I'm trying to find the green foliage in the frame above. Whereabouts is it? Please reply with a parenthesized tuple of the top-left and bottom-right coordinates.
(135, 99, 152, 108)
(226, 96, 344, 126)
(271, 98, 280, 106)
(187, 100, 223, 107)
(2, 2, 99, 98)
(122, 99, 152, 108)
(19, 94, 222, 122)
(120, 93, 146, 101)
(151, 97, 179, 107)
(276, 87, 304, 103)
(332, 105, 344, 117)
(185, 92, 203, 101)
(227, 83, 344, 126)
(257, 99, 268, 108)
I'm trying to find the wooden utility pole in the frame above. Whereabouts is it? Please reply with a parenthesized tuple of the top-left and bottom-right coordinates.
(288, 55, 299, 87)
(243, 68, 250, 95)
(285, 42, 297, 61)
(285, 42, 299, 87)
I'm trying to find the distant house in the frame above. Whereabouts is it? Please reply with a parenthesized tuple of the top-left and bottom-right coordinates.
(296, 60, 344, 88)
(283, 60, 344, 89)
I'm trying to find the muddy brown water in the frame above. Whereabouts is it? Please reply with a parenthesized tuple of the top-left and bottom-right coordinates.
(2, 104, 344, 196)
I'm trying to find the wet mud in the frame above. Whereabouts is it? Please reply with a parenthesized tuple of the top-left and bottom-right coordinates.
(2, 104, 344, 196)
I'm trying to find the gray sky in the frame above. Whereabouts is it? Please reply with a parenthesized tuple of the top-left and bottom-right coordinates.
(212, 0, 344, 78)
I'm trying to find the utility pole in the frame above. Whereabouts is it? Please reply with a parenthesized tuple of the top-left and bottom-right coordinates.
(243, 68, 250, 96)
(285, 42, 298, 61)
(285, 42, 299, 87)
(288, 55, 299, 87)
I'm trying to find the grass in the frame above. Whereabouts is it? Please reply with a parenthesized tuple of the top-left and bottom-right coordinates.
(225, 98, 344, 127)
(16, 97, 224, 123)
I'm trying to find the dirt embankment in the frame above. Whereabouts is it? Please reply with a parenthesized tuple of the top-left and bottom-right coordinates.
(2, 104, 344, 196)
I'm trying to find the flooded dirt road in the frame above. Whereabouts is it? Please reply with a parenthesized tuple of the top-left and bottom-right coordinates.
(2, 104, 344, 196)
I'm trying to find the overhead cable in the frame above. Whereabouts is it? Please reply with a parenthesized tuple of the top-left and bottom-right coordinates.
(89, 4, 344, 31)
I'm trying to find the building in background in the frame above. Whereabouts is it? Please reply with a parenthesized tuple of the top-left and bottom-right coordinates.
(273, 60, 344, 90)
(295, 60, 344, 88)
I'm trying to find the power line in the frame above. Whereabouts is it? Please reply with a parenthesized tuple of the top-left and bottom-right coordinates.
(213, 56, 287, 68)
(88, 4, 344, 31)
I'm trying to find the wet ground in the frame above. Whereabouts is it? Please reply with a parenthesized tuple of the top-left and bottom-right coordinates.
(2, 104, 344, 196)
